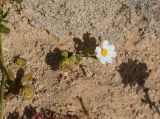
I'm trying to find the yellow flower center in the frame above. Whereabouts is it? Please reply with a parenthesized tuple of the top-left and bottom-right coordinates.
(101, 49, 108, 57)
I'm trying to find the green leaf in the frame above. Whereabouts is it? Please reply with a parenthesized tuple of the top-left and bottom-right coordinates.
(0, 24, 10, 33)
(68, 55, 77, 63)
(21, 73, 32, 86)
(61, 51, 68, 60)
(15, 0, 24, 4)
(7, 69, 15, 81)
(59, 60, 70, 70)
(14, 57, 27, 67)
(19, 86, 34, 100)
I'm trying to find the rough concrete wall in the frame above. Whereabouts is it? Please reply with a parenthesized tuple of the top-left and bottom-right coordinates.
(10, 0, 160, 41)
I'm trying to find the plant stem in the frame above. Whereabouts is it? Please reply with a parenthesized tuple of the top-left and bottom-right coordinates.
(0, 0, 3, 8)
(0, 0, 6, 118)
(0, 33, 6, 119)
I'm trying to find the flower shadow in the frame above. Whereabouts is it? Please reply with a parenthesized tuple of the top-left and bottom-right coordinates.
(118, 59, 149, 89)
(141, 88, 160, 114)
(118, 59, 160, 114)
(73, 32, 97, 57)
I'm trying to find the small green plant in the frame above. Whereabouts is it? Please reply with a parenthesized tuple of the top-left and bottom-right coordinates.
(19, 86, 34, 100)
(5, 57, 34, 101)
(0, 1, 24, 118)
(73, 34, 117, 64)
(0, 0, 23, 34)
(59, 51, 78, 71)
(14, 56, 27, 67)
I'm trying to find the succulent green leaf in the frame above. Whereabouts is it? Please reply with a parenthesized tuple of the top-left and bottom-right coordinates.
(21, 73, 32, 86)
(19, 86, 34, 100)
(14, 57, 27, 67)
(7, 69, 15, 81)
(15, 0, 24, 4)
(68, 55, 77, 63)
(59, 60, 70, 70)
(0, 24, 10, 33)
(61, 51, 68, 60)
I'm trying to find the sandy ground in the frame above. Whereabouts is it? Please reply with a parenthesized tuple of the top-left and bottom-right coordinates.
(1, 0, 160, 119)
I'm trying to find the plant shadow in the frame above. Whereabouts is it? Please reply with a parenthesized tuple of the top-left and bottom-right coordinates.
(6, 110, 19, 119)
(6, 68, 25, 95)
(118, 59, 160, 114)
(73, 32, 97, 57)
(6, 105, 81, 119)
(6, 105, 36, 119)
(45, 48, 61, 71)
(45, 48, 75, 71)
(22, 105, 37, 118)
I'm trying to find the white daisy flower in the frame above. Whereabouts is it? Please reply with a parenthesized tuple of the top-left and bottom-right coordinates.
(95, 40, 117, 64)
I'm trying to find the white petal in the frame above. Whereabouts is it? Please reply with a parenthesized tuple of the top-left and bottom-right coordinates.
(102, 40, 109, 49)
(106, 57, 113, 64)
(95, 47, 102, 54)
(96, 54, 102, 59)
(100, 57, 107, 64)
(107, 45, 115, 51)
(108, 51, 117, 58)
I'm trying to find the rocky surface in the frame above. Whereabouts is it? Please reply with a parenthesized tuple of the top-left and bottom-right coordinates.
(6, 0, 160, 41)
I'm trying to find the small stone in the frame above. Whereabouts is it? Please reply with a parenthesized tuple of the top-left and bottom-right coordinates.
(80, 65, 93, 78)
(64, 72, 69, 77)
(153, 113, 159, 118)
